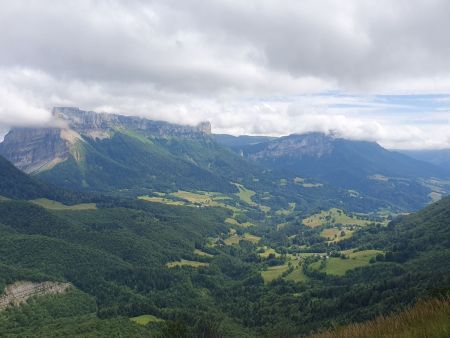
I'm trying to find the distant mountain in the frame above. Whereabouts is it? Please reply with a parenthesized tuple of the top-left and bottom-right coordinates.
(0, 108, 258, 194)
(0, 107, 211, 174)
(212, 134, 275, 150)
(2, 109, 447, 211)
(399, 149, 450, 172)
(241, 132, 449, 209)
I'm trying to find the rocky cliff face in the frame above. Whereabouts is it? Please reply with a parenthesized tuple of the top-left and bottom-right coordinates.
(0, 107, 212, 173)
(0, 281, 71, 310)
(0, 128, 71, 173)
(244, 132, 335, 160)
(53, 107, 211, 138)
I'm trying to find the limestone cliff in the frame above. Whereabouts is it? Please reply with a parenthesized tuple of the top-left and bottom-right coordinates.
(0, 107, 211, 174)
(0, 281, 71, 310)
(245, 132, 335, 161)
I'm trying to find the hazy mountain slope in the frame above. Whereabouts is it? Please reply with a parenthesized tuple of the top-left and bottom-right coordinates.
(241, 133, 449, 210)
(212, 134, 275, 150)
(400, 148, 450, 172)
(36, 131, 241, 193)
(0, 155, 48, 199)
(243, 133, 446, 180)
(0, 108, 260, 194)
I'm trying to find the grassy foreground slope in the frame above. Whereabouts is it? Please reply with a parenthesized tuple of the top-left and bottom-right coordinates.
(310, 296, 450, 338)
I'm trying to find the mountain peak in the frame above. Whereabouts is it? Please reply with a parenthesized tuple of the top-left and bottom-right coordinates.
(51, 107, 212, 137)
(0, 107, 212, 174)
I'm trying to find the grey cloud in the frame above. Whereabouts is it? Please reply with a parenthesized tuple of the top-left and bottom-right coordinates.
(0, 0, 449, 149)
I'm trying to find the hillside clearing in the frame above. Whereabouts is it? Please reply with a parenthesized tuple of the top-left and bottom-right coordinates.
(321, 228, 354, 242)
(130, 314, 163, 325)
(194, 249, 213, 257)
(261, 264, 290, 283)
(303, 208, 373, 228)
(166, 259, 209, 268)
(30, 198, 97, 210)
(310, 250, 383, 276)
(233, 183, 256, 206)
(138, 195, 186, 206)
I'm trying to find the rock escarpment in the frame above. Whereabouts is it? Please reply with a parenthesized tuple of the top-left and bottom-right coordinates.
(0, 281, 71, 310)
(0, 107, 211, 174)
(53, 107, 211, 139)
(244, 132, 335, 161)
(0, 127, 71, 173)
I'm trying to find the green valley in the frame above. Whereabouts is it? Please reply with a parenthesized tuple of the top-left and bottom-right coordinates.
(0, 108, 449, 337)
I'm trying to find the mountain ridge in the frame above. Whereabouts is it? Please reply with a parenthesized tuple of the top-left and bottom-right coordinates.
(0, 107, 212, 174)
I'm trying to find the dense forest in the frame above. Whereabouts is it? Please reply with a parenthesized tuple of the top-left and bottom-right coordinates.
(1, 153, 449, 337)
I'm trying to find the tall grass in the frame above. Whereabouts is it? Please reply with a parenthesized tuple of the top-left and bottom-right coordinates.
(310, 296, 450, 338)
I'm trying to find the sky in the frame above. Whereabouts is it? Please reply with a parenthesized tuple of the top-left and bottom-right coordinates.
(0, 0, 450, 149)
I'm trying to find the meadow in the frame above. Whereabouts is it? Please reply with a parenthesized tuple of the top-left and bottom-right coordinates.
(30, 198, 97, 210)
(303, 208, 373, 228)
(130, 314, 163, 326)
(310, 250, 383, 276)
(166, 259, 209, 268)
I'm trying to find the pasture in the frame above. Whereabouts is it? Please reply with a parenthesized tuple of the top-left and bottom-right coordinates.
(138, 195, 185, 206)
(310, 250, 383, 276)
(303, 208, 372, 228)
(224, 231, 261, 246)
(194, 249, 213, 257)
(166, 259, 209, 268)
(261, 264, 290, 283)
(130, 314, 163, 325)
(233, 183, 256, 206)
(321, 227, 354, 242)
(30, 198, 97, 210)
(276, 202, 296, 216)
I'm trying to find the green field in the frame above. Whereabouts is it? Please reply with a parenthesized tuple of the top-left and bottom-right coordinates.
(233, 183, 256, 206)
(261, 253, 310, 283)
(302, 183, 323, 188)
(258, 247, 281, 258)
(303, 208, 372, 228)
(261, 264, 290, 283)
(293, 177, 323, 188)
(321, 227, 354, 242)
(171, 190, 214, 204)
(30, 198, 97, 210)
(224, 231, 261, 246)
(428, 191, 442, 203)
(138, 195, 185, 206)
(225, 217, 253, 228)
(259, 205, 271, 213)
(139, 191, 242, 213)
(276, 202, 296, 216)
(310, 250, 383, 276)
(194, 249, 213, 257)
(166, 259, 209, 268)
(284, 267, 308, 283)
(130, 314, 163, 325)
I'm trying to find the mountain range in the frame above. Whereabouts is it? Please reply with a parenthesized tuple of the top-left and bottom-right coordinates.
(1, 108, 449, 213)
(400, 148, 450, 171)
(0, 107, 449, 337)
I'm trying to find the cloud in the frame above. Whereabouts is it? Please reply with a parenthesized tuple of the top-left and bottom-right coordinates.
(0, 0, 449, 149)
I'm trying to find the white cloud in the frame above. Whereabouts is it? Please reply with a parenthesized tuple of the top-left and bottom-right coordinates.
(0, 0, 449, 149)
